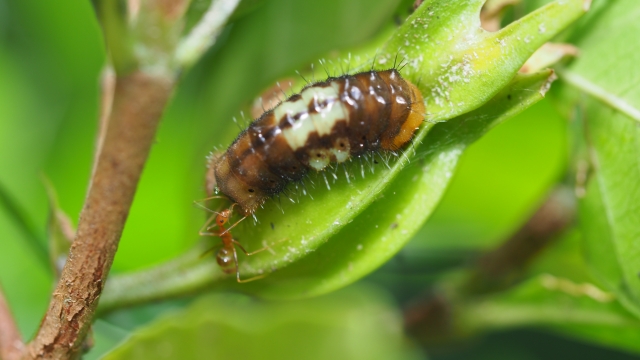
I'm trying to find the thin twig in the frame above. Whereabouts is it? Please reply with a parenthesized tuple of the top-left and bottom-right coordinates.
(175, 0, 241, 67)
(0, 284, 24, 360)
(465, 187, 575, 294)
(405, 188, 576, 341)
(25, 71, 174, 360)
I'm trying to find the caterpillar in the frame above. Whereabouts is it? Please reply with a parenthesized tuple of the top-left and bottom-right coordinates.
(201, 67, 425, 281)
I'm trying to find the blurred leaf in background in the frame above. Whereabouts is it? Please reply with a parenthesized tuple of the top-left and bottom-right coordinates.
(0, 0, 104, 338)
(104, 285, 424, 360)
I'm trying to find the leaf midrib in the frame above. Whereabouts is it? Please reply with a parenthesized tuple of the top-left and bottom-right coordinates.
(560, 69, 640, 123)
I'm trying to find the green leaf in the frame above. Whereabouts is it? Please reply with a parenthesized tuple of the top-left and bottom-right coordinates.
(111, 0, 405, 273)
(408, 94, 567, 253)
(534, 232, 640, 354)
(382, 0, 587, 120)
(425, 222, 640, 353)
(100, 70, 558, 309)
(580, 107, 640, 317)
(518, 223, 640, 354)
(101, 285, 424, 360)
(551, 0, 640, 317)
(558, 0, 640, 123)
(458, 274, 640, 353)
(237, 70, 558, 299)
(101, 0, 587, 308)
(222, 0, 585, 295)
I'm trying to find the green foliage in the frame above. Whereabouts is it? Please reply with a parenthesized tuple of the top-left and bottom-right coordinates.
(104, 285, 424, 360)
(214, 0, 584, 298)
(1, 0, 639, 359)
(459, 274, 640, 352)
(556, 0, 640, 318)
(229, 71, 557, 299)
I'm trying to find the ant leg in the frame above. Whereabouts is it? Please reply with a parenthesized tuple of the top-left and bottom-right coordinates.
(193, 195, 228, 213)
(219, 215, 247, 235)
(200, 243, 222, 258)
(231, 246, 267, 283)
(199, 213, 220, 236)
(232, 237, 288, 256)
(238, 273, 268, 283)
(195, 195, 229, 203)
(233, 240, 269, 256)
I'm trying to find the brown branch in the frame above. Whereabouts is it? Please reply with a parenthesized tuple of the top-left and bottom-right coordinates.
(24, 71, 174, 359)
(0, 285, 24, 360)
(466, 188, 575, 294)
(405, 188, 576, 342)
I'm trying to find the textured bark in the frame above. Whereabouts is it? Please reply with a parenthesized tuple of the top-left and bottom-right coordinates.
(24, 71, 173, 359)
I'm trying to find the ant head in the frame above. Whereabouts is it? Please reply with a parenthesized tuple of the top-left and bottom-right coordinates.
(216, 247, 235, 274)
(215, 208, 232, 227)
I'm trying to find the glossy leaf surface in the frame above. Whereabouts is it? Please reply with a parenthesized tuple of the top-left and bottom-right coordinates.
(101, 0, 587, 306)
(552, 0, 640, 317)
(217, 0, 586, 296)
(102, 285, 423, 360)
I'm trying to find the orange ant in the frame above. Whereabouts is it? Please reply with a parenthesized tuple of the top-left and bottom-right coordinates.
(196, 198, 273, 283)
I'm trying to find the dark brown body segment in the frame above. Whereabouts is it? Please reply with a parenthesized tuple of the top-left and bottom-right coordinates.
(209, 69, 425, 216)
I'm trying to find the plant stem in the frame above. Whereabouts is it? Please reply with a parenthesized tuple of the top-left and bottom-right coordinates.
(25, 71, 174, 360)
(464, 187, 575, 294)
(457, 286, 634, 332)
(405, 188, 576, 342)
(175, 0, 241, 67)
(98, 247, 224, 315)
(0, 284, 23, 360)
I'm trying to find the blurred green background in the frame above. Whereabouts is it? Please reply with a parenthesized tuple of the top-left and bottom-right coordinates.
(0, 0, 638, 359)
